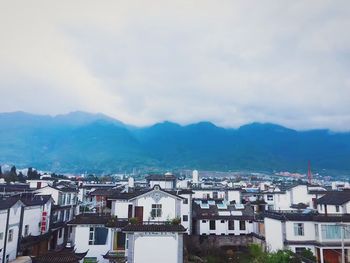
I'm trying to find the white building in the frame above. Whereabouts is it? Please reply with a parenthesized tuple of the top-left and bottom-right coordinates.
(193, 200, 254, 236)
(264, 191, 350, 263)
(0, 197, 24, 263)
(35, 184, 78, 249)
(145, 174, 177, 190)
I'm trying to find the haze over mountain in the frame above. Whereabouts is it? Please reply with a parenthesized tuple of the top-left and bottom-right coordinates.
(0, 111, 350, 175)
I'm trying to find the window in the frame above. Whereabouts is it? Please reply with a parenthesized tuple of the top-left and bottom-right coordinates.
(6, 255, 9, 263)
(295, 247, 306, 255)
(88, 227, 108, 245)
(213, 192, 218, 199)
(8, 229, 13, 242)
(240, 221, 246, 231)
(151, 204, 162, 218)
(228, 221, 235, 230)
(183, 198, 188, 204)
(59, 229, 63, 238)
(209, 220, 216, 230)
(67, 194, 71, 204)
(182, 215, 188, 222)
(336, 205, 340, 212)
(202, 220, 207, 223)
(0, 232, 3, 240)
(294, 223, 304, 236)
(221, 220, 225, 223)
(24, 225, 29, 237)
(267, 195, 273, 201)
(66, 209, 71, 221)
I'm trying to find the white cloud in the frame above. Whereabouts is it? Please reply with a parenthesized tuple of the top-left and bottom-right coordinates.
(0, 0, 349, 130)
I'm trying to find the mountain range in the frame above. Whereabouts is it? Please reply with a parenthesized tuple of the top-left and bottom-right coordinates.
(0, 111, 350, 175)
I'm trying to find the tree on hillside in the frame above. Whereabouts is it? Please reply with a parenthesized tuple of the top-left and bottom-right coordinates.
(27, 167, 40, 179)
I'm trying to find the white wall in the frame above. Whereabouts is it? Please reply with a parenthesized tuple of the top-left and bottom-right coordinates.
(149, 181, 174, 189)
(113, 200, 130, 219)
(73, 226, 111, 263)
(179, 194, 192, 234)
(132, 233, 182, 263)
(285, 221, 315, 241)
(198, 219, 253, 235)
(6, 202, 22, 262)
(0, 209, 8, 263)
(227, 190, 241, 204)
(134, 193, 180, 222)
(264, 217, 284, 252)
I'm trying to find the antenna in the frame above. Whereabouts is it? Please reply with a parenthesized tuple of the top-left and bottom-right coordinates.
(308, 161, 312, 184)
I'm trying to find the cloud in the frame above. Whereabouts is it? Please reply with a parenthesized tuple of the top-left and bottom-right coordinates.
(0, 0, 349, 130)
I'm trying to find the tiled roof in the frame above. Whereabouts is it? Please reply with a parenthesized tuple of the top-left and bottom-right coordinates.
(18, 194, 52, 206)
(145, 174, 177, 181)
(0, 183, 31, 193)
(192, 202, 254, 220)
(31, 248, 87, 263)
(68, 214, 129, 228)
(0, 196, 22, 210)
(317, 191, 350, 205)
(123, 223, 186, 232)
(88, 188, 120, 197)
(263, 211, 350, 222)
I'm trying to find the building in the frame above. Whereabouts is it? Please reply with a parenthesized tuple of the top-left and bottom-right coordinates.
(0, 197, 24, 263)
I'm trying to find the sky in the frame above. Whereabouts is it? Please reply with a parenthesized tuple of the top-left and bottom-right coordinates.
(0, 0, 350, 131)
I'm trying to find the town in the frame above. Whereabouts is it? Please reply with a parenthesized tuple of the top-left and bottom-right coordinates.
(0, 167, 349, 263)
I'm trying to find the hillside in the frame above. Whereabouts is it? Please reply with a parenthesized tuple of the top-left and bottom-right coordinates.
(0, 112, 350, 174)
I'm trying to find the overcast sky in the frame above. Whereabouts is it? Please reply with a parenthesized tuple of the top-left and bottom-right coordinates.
(1, 1, 350, 130)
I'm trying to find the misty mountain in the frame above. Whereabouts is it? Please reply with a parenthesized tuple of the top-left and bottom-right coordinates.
(0, 112, 350, 174)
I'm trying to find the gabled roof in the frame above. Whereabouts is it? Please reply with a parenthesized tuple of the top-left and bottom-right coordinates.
(109, 186, 184, 201)
(128, 185, 184, 201)
(88, 188, 120, 197)
(18, 193, 53, 206)
(317, 191, 350, 205)
(68, 214, 128, 228)
(145, 174, 177, 181)
(31, 247, 87, 263)
(37, 185, 78, 193)
(123, 223, 186, 232)
(0, 196, 24, 210)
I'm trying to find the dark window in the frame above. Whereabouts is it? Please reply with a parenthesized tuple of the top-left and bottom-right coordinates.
(89, 227, 108, 245)
(213, 192, 218, 199)
(59, 229, 62, 238)
(239, 221, 246, 231)
(336, 205, 340, 212)
(183, 215, 188, 222)
(183, 198, 188, 204)
(295, 247, 306, 255)
(202, 220, 207, 223)
(210, 220, 216, 230)
(221, 220, 225, 223)
(228, 221, 235, 230)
